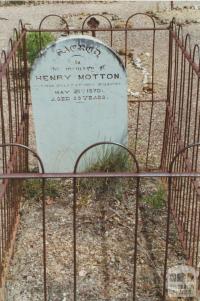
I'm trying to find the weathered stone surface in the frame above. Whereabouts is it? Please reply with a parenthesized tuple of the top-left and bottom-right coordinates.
(30, 35, 127, 172)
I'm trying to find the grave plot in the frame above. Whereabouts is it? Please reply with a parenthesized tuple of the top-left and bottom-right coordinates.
(6, 177, 185, 301)
(0, 12, 200, 301)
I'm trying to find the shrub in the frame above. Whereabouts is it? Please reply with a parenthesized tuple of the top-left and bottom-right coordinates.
(26, 32, 55, 65)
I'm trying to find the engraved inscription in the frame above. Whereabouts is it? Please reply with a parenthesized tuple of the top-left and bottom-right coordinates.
(56, 42, 101, 58)
(34, 62, 121, 103)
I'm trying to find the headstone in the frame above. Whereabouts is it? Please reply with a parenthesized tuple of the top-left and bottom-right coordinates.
(30, 35, 128, 172)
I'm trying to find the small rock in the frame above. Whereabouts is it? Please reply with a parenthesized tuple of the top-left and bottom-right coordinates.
(143, 84, 153, 93)
(45, 196, 55, 205)
(132, 57, 143, 70)
(130, 91, 140, 98)
(79, 269, 87, 277)
(143, 73, 149, 85)
(27, 276, 32, 282)
(128, 89, 140, 98)
(143, 74, 152, 86)
(144, 52, 151, 57)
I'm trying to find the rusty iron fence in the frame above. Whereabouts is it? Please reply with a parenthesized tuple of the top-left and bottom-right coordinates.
(0, 21, 29, 290)
(161, 19, 200, 268)
(0, 13, 200, 300)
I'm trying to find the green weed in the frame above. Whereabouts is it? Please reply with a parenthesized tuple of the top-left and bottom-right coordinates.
(26, 32, 55, 65)
(23, 179, 60, 201)
(142, 184, 166, 209)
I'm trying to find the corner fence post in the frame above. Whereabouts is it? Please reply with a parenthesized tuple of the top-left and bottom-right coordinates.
(163, 175, 172, 300)
(42, 177, 47, 301)
(22, 27, 29, 171)
(160, 21, 173, 170)
(73, 176, 77, 301)
(133, 176, 140, 301)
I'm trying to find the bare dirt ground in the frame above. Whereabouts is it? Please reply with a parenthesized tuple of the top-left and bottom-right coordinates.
(0, 1, 200, 50)
(5, 178, 186, 301)
(1, 1, 200, 300)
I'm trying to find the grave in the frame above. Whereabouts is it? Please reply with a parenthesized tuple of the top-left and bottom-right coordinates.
(30, 35, 128, 172)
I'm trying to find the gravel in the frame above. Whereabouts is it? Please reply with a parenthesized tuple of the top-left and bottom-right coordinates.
(6, 178, 186, 301)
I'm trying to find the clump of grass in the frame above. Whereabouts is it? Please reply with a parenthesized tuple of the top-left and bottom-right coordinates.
(26, 32, 55, 65)
(142, 184, 166, 209)
(78, 145, 133, 196)
(1, 1, 25, 6)
(23, 179, 60, 201)
(84, 145, 131, 173)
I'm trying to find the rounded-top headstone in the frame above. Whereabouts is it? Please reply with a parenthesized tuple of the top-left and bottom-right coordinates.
(30, 35, 128, 172)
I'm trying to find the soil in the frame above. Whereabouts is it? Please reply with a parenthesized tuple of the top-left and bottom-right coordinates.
(0, 1, 200, 301)
(5, 178, 186, 301)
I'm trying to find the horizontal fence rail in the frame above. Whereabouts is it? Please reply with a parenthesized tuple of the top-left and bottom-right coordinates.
(2, 171, 200, 179)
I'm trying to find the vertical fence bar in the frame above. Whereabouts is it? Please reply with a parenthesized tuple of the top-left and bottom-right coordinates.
(163, 175, 172, 300)
(146, 22, 156, 167)
(133, 176, 140, 301)
(22, 27, 30, 171)
(73, 176, 77, 301)
(161, 21, 173, 170)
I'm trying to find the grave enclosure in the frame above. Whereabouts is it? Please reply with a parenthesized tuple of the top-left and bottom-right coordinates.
(0, 13, 200, 301)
